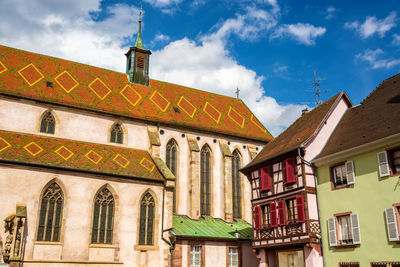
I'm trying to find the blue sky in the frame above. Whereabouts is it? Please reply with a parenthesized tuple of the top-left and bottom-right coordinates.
(1, 0, 399, 135)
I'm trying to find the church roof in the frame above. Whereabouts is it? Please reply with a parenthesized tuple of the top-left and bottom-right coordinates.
(0, 45, 272, 142)
(0, 130, 164, 182)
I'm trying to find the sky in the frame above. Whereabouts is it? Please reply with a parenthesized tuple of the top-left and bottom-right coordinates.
(0, 0, 399, 136)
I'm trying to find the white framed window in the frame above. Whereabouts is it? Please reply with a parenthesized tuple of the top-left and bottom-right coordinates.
(328, 213, 361, 247)
(331, 161, 355, 188)
(190, 246, 201, 267)
(228, 247, 239, 267)
(385, 205, 400, 242)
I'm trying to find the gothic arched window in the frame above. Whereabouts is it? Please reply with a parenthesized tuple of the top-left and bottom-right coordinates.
(200, 145, 211, 216)
(139, 192, 155, 245)
(37, 182, 63, 242)
(232, 150, 242, 218)
(40, 111, 55, 134)
(91, 187, 114, 244)
(166, 139, 178, 213)
(110, 123, 123, 144)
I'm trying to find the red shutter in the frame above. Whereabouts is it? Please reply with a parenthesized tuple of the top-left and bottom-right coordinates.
(278, 200, 286, 225)
(254, 206, 261, 229)
(285, 158, 296, 183)
(270, 202, 278, 227)
(260, 167, 271, 191)
(296, 195, 305, 223)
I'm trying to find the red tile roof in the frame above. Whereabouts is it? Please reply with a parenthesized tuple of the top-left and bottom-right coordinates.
(242, 92, 349, 171)
(316, 73, 400, 159)
(0, 45, 272, 142)
(0, 130, 164, 181)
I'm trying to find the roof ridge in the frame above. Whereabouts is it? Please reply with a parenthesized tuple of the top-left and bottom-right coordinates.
(360, 73, 400, 105)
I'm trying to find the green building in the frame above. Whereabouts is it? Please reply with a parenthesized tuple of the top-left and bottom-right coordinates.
(313, 74, 400, 267)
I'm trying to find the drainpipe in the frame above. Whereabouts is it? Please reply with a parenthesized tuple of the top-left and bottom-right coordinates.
(161, 181, 176, 267)
(297, 147, 325, 267)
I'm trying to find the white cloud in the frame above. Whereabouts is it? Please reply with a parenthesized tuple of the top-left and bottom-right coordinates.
(356, 48, 400, 69)
(393, 33, 400, 46)
(143, 0, 183, 8)
(204, 5, 278, 42)
(272, 23, 326, 45)
(325, 5, 338, 20)
(345, 12, 397, 38)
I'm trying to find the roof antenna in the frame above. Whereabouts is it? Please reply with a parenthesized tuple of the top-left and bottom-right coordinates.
(235, 86, 240, 99)
(313, 70, 330, 106)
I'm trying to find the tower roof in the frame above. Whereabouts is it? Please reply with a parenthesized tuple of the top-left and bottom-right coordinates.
(133, 10, 145, 50)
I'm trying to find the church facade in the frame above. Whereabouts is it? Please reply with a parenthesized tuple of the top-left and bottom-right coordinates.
(0, 18, 272, 267)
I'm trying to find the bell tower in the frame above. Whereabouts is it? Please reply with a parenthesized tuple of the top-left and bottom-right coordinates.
(125, 10, 151, 86)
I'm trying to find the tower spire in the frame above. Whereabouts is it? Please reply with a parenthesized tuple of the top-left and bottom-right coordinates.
(134, 8, 145, 50)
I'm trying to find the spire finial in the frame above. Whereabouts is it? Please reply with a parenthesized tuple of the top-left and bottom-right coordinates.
(235, 87, 240, 98)
(133, 8, 145, 50)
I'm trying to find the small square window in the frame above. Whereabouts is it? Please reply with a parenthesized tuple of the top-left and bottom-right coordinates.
(190, 246, 201, 267)
(332, 164, 347, 187)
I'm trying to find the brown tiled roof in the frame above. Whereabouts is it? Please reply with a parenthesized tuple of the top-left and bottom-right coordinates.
(242, 92, 347, 171)
(0, 45, 272, 142)
(316, 73, 400, 159)
(0, 130, 164, 181)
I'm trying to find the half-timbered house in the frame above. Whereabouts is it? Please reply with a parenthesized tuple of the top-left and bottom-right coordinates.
(241, 92, 352, 267)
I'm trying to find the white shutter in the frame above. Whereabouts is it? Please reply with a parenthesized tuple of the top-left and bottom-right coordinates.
(385, 207, 400, 241)
(350, 213, 361, 244)
(377, 151, 390, 177)
(327, 217, 337, 246)
(345, 161, 355, 185)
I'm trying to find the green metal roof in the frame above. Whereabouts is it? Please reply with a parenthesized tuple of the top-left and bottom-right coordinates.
(134, 20, 145, 50)
(171, 215, 253, 241)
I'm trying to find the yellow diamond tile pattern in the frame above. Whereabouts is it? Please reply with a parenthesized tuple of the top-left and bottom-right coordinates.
(120, 84, 142, 107)
(85, 150, 103, 164)
(88, 78, 112, 100)
(18, 64, 44, 86)
(54, 146, 74, 160)
(23, 142, 43, 157)
(228, 107, 245, 128)
(150, 90, 170, 112)
(177, 96, 197, 118)
(113, 154, 130, 168)
(54, 71, 79, 93)
(140, 158, 155, 172)
(251, 115, 267, 133)
(0, 138, 11, 152)
(0, 60, 7, 75)
(203, 102, 221, 123)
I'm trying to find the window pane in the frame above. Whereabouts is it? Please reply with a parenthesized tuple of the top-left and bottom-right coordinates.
(147, 205, 154, 245)
(139, 204, 146, 245)
(92, 187, 114, 244)
(92, 202, 100, 243)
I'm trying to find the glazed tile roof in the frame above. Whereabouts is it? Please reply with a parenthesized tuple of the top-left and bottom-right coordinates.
(0, 45, 272, 142)
(172, 215, 253, 240)
(316, 73, 400, 159)
(0, 130, 164, 181)
(242, 92, 350, 171)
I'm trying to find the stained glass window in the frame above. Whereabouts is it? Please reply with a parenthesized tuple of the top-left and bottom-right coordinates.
(40, 111, 55, 134)
(139, 192, 155, 245)
(110, 123, 123, 144)
(232, 150, 241, 218)
(37, 182, 63, 242)
(166, 139, 178, 213)
(91, 187, 114, 244)
(200, 145, 211, 216)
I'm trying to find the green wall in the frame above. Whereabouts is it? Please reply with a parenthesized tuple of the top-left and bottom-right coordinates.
(317, 146, 400, 266)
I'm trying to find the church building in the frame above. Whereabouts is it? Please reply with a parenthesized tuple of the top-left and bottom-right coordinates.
(0, 15, 272, 267)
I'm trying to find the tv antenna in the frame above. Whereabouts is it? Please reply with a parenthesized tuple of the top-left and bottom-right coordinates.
(312, 71, 330, 106)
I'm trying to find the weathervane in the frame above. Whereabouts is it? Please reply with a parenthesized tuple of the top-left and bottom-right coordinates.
(235, 87, 240, 98)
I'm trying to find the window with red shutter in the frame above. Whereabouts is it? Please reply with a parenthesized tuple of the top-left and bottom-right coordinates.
(254, 206, 261, 229)
(278, 200, 286, 225)
(296, 195, 305, 223)
(260, 167, 271, 191)
(284, 158, 296, 183)
(270, 202, 278, 227)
